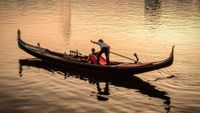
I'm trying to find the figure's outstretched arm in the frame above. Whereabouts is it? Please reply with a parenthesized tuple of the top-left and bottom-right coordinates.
(91, 40, 98, 44)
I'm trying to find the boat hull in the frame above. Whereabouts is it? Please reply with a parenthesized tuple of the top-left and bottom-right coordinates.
(17, 30, 174, 75)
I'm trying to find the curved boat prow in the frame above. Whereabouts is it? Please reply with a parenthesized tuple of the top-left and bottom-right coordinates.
(170, 45, 175, 63)
(17, 29, 23, 48)
(164, 45, 175, 67)
(171, 45, 175, 56)
(17, 29, 21, 39)
(17, 29, 23, 46)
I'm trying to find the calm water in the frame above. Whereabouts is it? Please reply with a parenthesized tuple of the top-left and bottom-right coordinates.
(0, 0, 200, 113)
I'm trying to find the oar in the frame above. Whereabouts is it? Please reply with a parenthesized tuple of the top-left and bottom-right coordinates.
(110, 51, 140, 63)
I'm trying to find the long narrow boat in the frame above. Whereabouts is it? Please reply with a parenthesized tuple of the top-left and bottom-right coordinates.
(17, 30, 174, 76)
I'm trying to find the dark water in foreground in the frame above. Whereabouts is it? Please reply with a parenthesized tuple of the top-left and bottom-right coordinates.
(0, 0, 200, 113)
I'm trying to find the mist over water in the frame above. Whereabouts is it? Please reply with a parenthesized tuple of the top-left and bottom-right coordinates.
(0, 0, 200, 113)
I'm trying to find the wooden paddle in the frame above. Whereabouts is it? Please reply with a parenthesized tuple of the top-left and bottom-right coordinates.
(110, 51, 140, 63)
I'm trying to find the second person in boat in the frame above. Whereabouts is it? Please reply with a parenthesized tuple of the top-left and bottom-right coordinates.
(91, 39, 110, 65)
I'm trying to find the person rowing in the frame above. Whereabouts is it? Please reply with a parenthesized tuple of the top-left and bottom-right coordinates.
(91, 39, 110, 65)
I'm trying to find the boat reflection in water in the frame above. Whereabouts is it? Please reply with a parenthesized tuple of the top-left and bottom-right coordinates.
(19, 58, 171, 113)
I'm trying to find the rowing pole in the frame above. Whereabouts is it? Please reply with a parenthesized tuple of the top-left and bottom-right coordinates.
(110, 51, 140, 63)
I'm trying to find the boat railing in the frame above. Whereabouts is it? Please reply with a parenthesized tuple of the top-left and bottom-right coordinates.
(70, 50, 82, 57)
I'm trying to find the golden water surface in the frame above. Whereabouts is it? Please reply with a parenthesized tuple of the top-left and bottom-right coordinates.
(0, 0, 200, 113)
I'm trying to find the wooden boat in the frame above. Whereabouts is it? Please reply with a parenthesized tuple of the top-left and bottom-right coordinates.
(17, 30, 174, 76)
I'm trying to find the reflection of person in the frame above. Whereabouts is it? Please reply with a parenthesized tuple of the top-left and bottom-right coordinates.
(91, 39, 110, 65)
(96, 82, 109, 95)
(96, 82, 109, 101)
